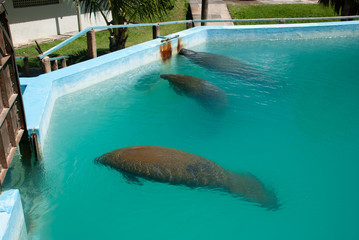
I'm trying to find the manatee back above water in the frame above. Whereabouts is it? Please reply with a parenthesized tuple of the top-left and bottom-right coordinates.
(95, 145, 280, 210)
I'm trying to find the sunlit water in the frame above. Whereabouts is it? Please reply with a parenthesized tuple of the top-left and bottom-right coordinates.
(4, 36, 359, 239)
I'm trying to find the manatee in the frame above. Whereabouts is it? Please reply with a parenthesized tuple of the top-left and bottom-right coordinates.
(95, 145, 280, 210)
(178, 48, 265, 81)
(160, 74, 228, 112)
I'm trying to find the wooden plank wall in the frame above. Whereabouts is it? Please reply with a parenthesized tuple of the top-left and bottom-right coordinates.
(0, 3, 29, 188)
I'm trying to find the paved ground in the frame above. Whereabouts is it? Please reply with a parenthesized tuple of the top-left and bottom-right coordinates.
(258, 0, 317, 4)
(188, 0, 319, 27)
(188, 0, 234, 26)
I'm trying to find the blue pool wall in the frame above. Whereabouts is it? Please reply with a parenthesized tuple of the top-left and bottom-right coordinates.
(0, 190, 27, 239)
(20, 21, 359, 150)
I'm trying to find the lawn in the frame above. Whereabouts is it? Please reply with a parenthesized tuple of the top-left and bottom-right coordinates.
(15, 0, 190, 72)
(16, 2, 339, 74)
(228, 4, 338, 25)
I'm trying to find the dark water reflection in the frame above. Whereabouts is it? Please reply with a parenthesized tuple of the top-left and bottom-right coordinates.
(3, 151, 49, 236)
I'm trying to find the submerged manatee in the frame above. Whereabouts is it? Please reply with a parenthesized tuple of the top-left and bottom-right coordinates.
(95, 145, 280, 210)
(179, 48, 265, 81)
(160, 74, 228, 112)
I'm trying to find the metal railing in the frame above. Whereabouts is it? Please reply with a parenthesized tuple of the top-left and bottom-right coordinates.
(38, 16, 359, 60)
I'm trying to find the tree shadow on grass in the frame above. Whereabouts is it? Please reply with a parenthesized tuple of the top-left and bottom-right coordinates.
(69, 48, 111, 64)
(17, 48, 111, 77)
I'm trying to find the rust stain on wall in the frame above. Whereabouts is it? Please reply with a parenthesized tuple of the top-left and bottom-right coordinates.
(160, 41, 172, 62)
(177, 38, 183, 53)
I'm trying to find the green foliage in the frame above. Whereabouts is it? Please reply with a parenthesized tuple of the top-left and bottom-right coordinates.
(228, 4, 338, 25)
(15, 0, 189, 70)
(78, 0, 175, 24)
(318, 0, 359, 15)
(78, 0, 177, 50)
(126, 0, 189, 47)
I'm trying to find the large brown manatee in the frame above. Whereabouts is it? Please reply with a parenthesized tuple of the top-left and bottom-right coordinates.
(160, 74, 228, 112)
(95, 145, 280, 210)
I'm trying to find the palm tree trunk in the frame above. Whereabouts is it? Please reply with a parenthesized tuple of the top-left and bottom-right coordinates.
(341, 0, 352, 16)
(109, 28, 128, 51)
(201, 0, 208, 26)
(108, 0, 128, 51)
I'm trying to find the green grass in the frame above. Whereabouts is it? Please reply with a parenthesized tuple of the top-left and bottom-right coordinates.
(17, 2, 338, 74)
(228, 4, 338, 25)
(126, 0, 191, 47)
(15, 0, 190, 72)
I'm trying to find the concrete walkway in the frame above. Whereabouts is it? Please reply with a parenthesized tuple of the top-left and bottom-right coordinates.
(188, 0, 318, 27)
(259, 0, 317, 4)
(188, 0, 234, 26)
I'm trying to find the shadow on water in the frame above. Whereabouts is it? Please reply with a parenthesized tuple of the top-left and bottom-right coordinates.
(2, 150, 48, 236)
(134, 72, 162, 92)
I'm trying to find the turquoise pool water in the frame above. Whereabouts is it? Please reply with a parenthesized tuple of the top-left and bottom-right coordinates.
(4, 36, 359, 239)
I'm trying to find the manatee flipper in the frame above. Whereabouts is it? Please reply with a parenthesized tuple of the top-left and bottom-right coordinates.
(121, 171, 143, 185)
(172, 85, 184, 96)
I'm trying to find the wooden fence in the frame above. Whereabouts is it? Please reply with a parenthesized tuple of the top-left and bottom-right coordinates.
(0, 3, 30, 188)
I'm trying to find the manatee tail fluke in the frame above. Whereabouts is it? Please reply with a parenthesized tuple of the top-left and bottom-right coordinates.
(225, 172, 281, 210)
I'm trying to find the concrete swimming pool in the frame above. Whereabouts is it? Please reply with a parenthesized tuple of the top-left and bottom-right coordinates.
(20, 21, 359, 149)
(2, 21, 359, 239)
